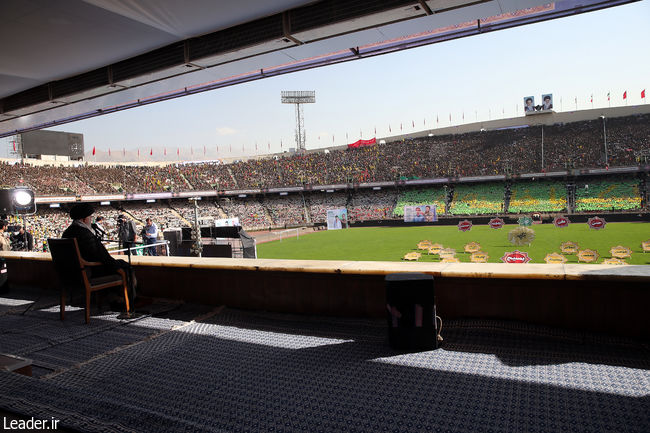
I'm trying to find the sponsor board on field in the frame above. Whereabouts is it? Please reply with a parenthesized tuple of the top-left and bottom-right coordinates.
(464, 242, 481, 253)
(609, 246, 632, 259)
(544, 252, 567, 264)
(470, 251, 489, 263)
(428, 243, 443, 255)
(488, 217, 504, 229)
(501, 250, 531, 264)
(403, 252, 421, 261)
(553, 216, 570, 228)
(602, 258, 628, 265)
(577, 249, 599, 263)
(417, 240, 432, 250)
(641, 240, 650, 253)
(439, 248, 457, 259)
(587, 216, 606, 230)
(560, 241, 579, 255)
(441, 257, 460, 263)
(458, 220, 472, 232)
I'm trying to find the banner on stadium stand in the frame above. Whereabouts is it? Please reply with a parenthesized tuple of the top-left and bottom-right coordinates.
(609, 246, 632, 259)
(326, 209, 347, 230)
(501, 250, 531, 264)
(518, 216, 533, 227)
(417, 240, 432, 250)
(427, 243, 443, 255)
(215, 218, 240, 227)
(439, 249, 456, 259)
(404, 205, 437, 222)
(488, 217, 504, 229)
(544, 252, 567, 264)
(470, 251, 489, 263)
(347, 138, 376, 149)
(587, 216, 606, 230)
(560, 241, 579, 255)
(602, 258, 628, 265)
(403, 252, 421, 261)
(553, 216, 570, 228)
(577, 249, 599, 263)
(458, 220, 472, 232)
(642, 240, 650, 253)
(464, 242, 481, 253)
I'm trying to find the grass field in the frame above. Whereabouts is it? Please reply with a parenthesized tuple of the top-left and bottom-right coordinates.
(257, 222, 650, 264)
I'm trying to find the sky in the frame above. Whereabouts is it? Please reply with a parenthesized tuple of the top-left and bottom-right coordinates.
(20, 1, 650, 161)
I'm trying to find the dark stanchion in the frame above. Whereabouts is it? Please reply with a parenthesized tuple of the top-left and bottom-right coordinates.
(385, 273, 439, 351)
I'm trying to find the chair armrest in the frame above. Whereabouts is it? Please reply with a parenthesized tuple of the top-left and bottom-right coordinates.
(80, 259, 103, 267)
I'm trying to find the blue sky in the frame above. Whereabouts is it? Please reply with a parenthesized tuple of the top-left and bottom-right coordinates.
(42, 1, 650, 160)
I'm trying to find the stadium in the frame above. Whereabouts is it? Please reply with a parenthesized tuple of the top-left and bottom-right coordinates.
(1, 1, 649, 432)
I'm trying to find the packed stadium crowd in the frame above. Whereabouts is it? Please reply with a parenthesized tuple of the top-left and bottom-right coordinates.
(1, 114, 648, 251)
(2, 114, 648, 196)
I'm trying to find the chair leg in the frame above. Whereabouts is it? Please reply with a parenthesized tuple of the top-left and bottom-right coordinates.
(85, 288, 91, 324)
(60, 287, 65, 321)
(123, 281, 130, 313)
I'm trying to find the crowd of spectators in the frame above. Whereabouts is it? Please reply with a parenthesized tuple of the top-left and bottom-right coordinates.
(348, 189, 397, 222)
(2, 114, 649, 196)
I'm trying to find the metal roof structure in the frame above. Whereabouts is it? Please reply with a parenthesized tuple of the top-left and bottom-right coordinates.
(0, 0, 637, 138)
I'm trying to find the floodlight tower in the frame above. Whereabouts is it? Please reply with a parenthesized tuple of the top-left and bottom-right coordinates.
(281, 91, 315, 153)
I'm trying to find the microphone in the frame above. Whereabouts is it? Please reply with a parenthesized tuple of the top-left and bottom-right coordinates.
(91, 223, 106, 237)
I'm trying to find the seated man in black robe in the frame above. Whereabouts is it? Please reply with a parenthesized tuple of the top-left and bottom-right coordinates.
(62, 203, 135, 309)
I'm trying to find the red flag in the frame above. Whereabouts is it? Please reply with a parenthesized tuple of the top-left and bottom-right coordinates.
(92, 146, 96, 156)
(137, 149, 140, 157)
(642, 89, 646, 99)
(177, 148, 180, 156)
(108, 148, 111, 156)
(12, 141, 15, 151)
(150, 148, 153, 156)
(164, 148, 167, 156)
(623, 91, 627, 99)
(590, 95, 593, 103)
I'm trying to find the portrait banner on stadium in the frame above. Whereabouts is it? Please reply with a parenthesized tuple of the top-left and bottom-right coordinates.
(326, 209, 347, 230)
(403, 205, 437, 223)
(523, 96, 535, 113)
(541, 94, 553, 111)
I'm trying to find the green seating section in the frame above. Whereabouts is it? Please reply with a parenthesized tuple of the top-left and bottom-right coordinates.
(393, 188, 447, 216)
(449, 183, 504, 215)
(575, 179, 641, 211)
(508, 181, 567, 213)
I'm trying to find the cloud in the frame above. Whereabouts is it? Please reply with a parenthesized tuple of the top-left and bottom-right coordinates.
(216, 127, 236, 136)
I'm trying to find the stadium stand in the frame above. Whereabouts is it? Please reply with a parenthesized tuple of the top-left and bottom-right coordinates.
(349, 189, 397, 222)
(507, 181, 567, 213)
(393, 187, 447, 217)
(574, 178, 642, 212)
(449, 183, 505, 215)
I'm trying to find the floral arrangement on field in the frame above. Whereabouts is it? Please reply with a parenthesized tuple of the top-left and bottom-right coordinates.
(508, 226, 535, 246)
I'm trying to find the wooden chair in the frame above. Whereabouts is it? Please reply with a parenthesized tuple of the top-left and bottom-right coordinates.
(48, 238, 130, 324)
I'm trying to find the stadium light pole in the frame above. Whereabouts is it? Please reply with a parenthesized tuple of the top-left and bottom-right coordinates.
(281, 91, 316, 153)
(600, 115, 608, 165)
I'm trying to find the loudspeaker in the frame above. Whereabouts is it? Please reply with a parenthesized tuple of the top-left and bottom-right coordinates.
(0, 258, 8, 294)
(202, 244, 232, 258)
(162, 229, 182, 256)
(385, 273, 438, 351)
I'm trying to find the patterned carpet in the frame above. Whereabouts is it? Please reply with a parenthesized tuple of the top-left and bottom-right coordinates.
(0, 287, 649, 432)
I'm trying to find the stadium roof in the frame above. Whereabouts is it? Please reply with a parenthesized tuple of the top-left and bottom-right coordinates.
(0, 0, 637, 138)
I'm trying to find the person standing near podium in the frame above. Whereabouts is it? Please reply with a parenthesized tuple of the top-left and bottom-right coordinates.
(117, 214, 137, 254)
(143, 218, 158, 256)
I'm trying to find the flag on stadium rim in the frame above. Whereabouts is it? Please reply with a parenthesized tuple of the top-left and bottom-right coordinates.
(150, 148, 153, 156)
(108, 148, 111, 157)
(12, 141, 15, 151)
(642, 89, 646, 99)
(164, 148, 167, 156)
(607, 91, 610, 101)
(623, 91, 627, 99)
(177, 148, 180, 156)
(137, 149, 140, 157)
(92, 146, 96, 156)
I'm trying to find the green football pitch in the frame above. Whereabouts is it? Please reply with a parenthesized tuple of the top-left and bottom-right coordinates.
(257, 222, 650, 265)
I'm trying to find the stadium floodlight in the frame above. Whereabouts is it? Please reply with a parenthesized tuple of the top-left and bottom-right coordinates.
(281, 91, 315, 153)
(0, 187, 36, 215)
